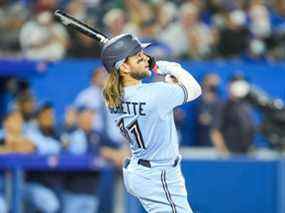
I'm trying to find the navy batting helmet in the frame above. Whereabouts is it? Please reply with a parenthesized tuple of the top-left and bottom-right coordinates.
(100, 33, 151, 73)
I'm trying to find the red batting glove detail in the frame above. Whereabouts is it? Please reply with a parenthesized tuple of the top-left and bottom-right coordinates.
(152, 63, 159, 74)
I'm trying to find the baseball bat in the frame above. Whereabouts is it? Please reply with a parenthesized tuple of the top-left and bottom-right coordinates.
(54, 10, 109, 45)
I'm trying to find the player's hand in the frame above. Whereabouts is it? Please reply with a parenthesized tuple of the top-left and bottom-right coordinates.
(155, 61, 181, 75)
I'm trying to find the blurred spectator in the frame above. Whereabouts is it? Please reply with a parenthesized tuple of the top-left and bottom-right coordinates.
(0, 109, 35, 153)
(62, 106, 99, 213)
(218, 76, 256, 154)
(247, 0, 271, 58)
(0, 0, 29, 57)
(61, 107, 77, 134)
(123, 0, 154, 27)
(154, 1, 178, 59)
(159, 2, 214, 58)
(19, 11, 69, 60)
(103, 8, 138, 36)
(157, 2, 188, 58)
(249, 0, 271, 40)
(196, 73, 228, 154)
(65, 0, 88, 20)
(247, 38, 267, 60)
(74, 68, 107, 132)
(217, 10, 250, 57)
(14, 80, 37, 129)
(65, 0, 103, 58)
(0, 108, 35, 212)
(0, 77, 18, 125)
(74, 67, 124, 144)
(181, 2, 214, 59)
(62, 106, 121, 155)
(26, 102, 61, 154)
(15, 94, 37, 131)
(16, 79, 32, 97)
(0, 109, 33, 213)
(24, 102, 62, 213)
(62, 106, 123, 213)
(155, 0, 178, 31)
(155, 1, 177, 30)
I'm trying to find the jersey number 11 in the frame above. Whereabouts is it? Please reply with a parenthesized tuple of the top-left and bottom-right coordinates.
(117, 119, 146, 149)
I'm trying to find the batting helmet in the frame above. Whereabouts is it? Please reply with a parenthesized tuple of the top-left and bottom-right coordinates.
(100, 33, 151, 73)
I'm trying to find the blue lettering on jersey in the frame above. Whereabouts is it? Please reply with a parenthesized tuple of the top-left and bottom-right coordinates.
(109, 101, 146, 116)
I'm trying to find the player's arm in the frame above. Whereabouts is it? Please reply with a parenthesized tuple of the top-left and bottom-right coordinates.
(152, 81, 193, 117)
(154, 61, 202, 103)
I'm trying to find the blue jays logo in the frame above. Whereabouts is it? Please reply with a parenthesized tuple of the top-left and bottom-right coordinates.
(115, 41, 124, 49)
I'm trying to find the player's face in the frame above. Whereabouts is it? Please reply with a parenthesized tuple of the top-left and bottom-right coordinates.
(125, 51, 151, 80)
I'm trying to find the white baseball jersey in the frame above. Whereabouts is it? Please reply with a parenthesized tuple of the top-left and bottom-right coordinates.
(108, 81, 189, 162)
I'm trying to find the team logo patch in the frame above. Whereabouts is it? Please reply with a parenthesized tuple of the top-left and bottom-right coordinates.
(115, 41, 124, 49)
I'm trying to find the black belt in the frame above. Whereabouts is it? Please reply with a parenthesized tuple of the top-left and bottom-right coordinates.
(138, 157, 180, 168)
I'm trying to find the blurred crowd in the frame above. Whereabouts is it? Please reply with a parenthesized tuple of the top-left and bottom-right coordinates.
(0, 67, 128, 213)
(1, 0, 284, 212)
(1, 0, 285, 60)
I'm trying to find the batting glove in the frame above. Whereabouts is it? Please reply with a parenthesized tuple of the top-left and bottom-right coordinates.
(154, 61, 182, 75)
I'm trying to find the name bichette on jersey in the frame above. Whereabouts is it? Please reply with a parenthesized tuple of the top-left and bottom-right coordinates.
(108, 101, 146, 116)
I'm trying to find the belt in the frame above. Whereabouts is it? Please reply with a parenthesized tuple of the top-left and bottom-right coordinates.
(138, 156, 180, 168)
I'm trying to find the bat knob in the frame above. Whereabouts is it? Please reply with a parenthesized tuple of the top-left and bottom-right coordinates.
(54, 9, 63, 16)
(54, 10, 71, 26)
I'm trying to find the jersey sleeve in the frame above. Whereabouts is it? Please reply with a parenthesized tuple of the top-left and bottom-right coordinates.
(152, 82, 187, 116)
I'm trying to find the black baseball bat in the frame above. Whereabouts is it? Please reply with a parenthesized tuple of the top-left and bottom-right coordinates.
(54, 10, 109, 45)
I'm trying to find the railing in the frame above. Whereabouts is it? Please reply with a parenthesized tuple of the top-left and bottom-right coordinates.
(0, 154, 115, 213)
(0, 151, 284, 213)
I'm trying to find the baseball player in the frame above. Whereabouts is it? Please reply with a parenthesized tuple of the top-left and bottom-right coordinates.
(101, 33, 201, 213)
